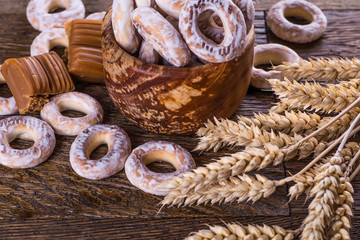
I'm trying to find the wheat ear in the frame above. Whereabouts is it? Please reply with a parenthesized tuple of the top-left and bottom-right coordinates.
(195, 118, 296, 152)
(196, 110, 354, 152)
(185, 222, 297, 240)
(238, 110, 322, 135)
(269, 78, 360, 113)
(273, 57, 360, 81)
(162, 174, 278, 207)
(300, 155, 345, 240)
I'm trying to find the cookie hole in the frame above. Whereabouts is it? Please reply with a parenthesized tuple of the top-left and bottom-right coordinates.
(198, 10, 224, 44)
(143, 151, 178, 173)
(50, 46, 66, 59)
(146, 161, 177, 173)
(61, 110, 87, 118)
(285, 16, 311, 25)
(89, 144, 109, 160)
(9, 138, 34, 150)
(284, 8, 313, 25)
(0, 84, 13, 98)
(255, 63, 273, 71)
(49, 7, 66, 13)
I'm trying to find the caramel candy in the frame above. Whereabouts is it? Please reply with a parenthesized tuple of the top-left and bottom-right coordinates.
(1, 52, 74, 114)
(66, 19, 104, 83)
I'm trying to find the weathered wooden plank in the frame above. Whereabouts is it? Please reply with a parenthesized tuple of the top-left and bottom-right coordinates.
(254, 11, 268, 45)
(266, 11, 360, 58)
(256, 0, 360, 11)
(0, 215, 359, 239)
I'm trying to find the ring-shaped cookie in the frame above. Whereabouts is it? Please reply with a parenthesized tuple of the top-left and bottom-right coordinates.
(70, 124, 131, 180)
(179, 0, 246, 63)
(27, 0, 86, 31)
(40, 92, 103, 136)
(31, 28, 68, 56)
(251, 43, 300, 89)
(267, 0, 327, 43)
(125, 141, 196, 196)
(0, 116, 55, 168)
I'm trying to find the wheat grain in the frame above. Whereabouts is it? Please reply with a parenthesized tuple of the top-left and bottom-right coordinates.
(185, 222, 296, 240)
(273, 57, 360, 81)
(269, 78, 360, 113)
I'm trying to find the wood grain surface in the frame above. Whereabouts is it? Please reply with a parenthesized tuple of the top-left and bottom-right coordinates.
(0, 0, 359, 239)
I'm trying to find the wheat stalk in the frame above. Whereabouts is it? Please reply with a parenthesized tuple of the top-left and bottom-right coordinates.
(269, 78, 360, 113)
(185, 222, 297, 240)
(162, 174, 278, 207)
(273, 57, 360, 81)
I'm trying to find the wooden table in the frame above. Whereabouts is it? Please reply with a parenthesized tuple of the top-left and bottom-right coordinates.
(0, 0, 360, 239)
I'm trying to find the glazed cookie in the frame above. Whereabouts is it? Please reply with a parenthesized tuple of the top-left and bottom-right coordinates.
(267, 0, 327, 43)
(27, 0, 85, 31)
(40, 92, 103, 136)
(125, 141, 196, 195)
(70, 124, 131, 180)
(0, 116, 55, 168)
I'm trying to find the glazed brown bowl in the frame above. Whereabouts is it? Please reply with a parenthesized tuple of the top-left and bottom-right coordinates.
(101, 8, 255, 135)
